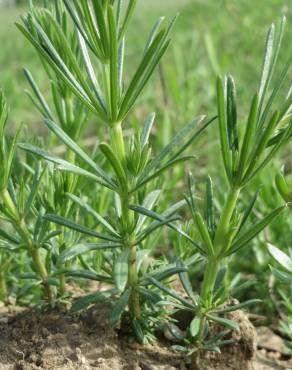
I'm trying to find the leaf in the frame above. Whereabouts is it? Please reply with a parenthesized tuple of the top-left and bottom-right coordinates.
(18, 143, 109, 187)
(17, 17, 98, 115)
(146, 266, 186, 283)
(258, 23, 275, 114)
(258, 18, 286, 118)
(114, 249, 129, 292)
(67, 193, 120, 236)
(148, 277, 195, 310)
(247, 120, 292, 182)
(235, 189, 259, 236)
(226, 205, 286, 256)
(135, 190, 161, 233)
(226, 75, 238, 151)
(236, 94, 259, 182)
(45, 213, 118, 242)
(99, 142, 127, 192)
(141, 113, 155, 148)
(118, 29, 166, 119)
(243, 110, 279, 183)
(77, 31, 106, 110)
(270, 267, 292, 283)
(138, 287, 161, 304)
(108, 5, 119, 121)
(57, 242, 121, 265)
(217, 76, 231, 180)
(214, 299, 261, 314)
(213, 266, 227, 293)
(132, 317, 145, 344)
(259, 53, 292, 128)
(136, 156, 195, 190)
(176, 260, 198, 305)
(24, 162, 44, 217)
(24, 68, 54, 120)
(275, 171, 290, 202)
(190, 317, 201, 337)
(118, 0, 137, 42)
(207, 314, 239, 330)
(135, 215, 180, 244)
(205, 176, 215, 236)
(194, 211, 214, 256)
(268, 243, 292, 272)
(64, 269, 112, 283)
(144, 16, 165, 52)
(44, 119, 111, 184)
(140, 116, 205, 180)
(132, 204, 205, 254)
(0, 228, 20, 244)
(91, 0, 109, 56)
(187, 172, 196, 213)
(109, 288, 131, 327)
(136, 250, 150, 272)
(71, 289, 115, 312)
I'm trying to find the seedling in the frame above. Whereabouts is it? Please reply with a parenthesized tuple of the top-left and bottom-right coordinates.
(137, 17, 292, 368)
(15, 0, 214, 341)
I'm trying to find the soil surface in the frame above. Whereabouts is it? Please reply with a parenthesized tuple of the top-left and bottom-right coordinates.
(0, 302, 291, 370)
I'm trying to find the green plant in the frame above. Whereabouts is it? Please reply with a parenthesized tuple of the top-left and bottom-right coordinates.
(268, 243, 292, 349)
(14, 0, 214, 341)
(267, 173, 292, 349)
(138, 17, 292, 368)
(0, 1, 290, 368)
(0, 90, 58, 303)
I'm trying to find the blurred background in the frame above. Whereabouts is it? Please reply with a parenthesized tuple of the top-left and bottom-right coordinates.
(1, 0, 292, 124)
(0, 0, 291, 325)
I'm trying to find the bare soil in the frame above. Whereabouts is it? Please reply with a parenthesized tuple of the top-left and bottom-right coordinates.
(0, 302, 291, 370)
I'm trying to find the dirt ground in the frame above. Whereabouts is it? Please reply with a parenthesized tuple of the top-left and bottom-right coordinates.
(0, 302, 291, 370)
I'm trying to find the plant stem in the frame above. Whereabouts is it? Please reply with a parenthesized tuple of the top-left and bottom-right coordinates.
(192, 186, 241, 368)
(0, 271, 7, 303)
(2, 189, 54, 304)
(110, 123, 141, 320)
(110, 122, 126, 163)
(200, 258, 220, 301)
(191, 259, 220, 368)
(31, 248, 54, 305)
(213, 186, 241, 254)
(59, 273, 66, 296)
(128, 244, 141, 318)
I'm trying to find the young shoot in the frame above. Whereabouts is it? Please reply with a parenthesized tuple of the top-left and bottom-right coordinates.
(17, 0, 213, 342)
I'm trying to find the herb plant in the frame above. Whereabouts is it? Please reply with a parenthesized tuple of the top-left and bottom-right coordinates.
(137, 16, 292, 368)
(268, 173, 292, 350)
(0, 1, 290, 369)
(15, 0, 213, 341)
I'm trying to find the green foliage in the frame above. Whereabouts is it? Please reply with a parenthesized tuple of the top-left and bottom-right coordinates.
(0, 1, 291, 369)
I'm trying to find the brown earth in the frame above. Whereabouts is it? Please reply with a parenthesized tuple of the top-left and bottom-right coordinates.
(0, 302, 291, 370)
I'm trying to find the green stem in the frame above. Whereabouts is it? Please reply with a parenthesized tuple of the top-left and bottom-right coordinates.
(192, 186, 241, 368)
(191, 316, 207, 370)
(2, 189, 54, 304)
(0, 271, 7, 303)
(110, 122, 126, 163)
(200, 259, 220, 302)
(59, 273, 66, 296)
(128, 244, 141, 318)
(58, 151, 77, 296)
(110, 123, 140, 320)
(213, 186, 241, 254)
(31, 248, 54, 305)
